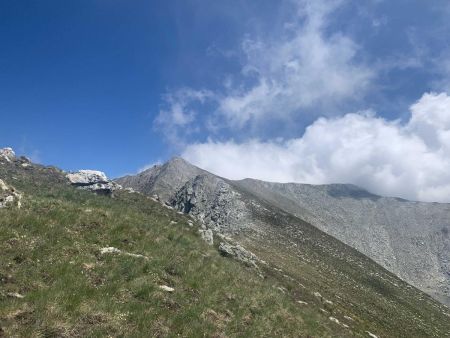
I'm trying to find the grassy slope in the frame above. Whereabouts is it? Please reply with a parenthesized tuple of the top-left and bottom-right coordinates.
(0, 161, 350, 337)
(230, 183, 450, 338)
(0, 160, 449, 337)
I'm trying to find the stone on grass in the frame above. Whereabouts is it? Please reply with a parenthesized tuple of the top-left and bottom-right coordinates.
(100, 247, 122, 254)
(218, 242, 258, 267)
(159, 285, 174, 292)
(7, 292, 24, 299)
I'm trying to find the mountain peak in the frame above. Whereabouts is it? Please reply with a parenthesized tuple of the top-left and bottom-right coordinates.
(165, 156, 195, 168)
(115, 156, 205, 202)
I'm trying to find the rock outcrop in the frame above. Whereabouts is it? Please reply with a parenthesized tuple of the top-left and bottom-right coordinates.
(0, 179, 22, 209)
(0, 147, 15, 163)
(67, 170, 121, 195)
(218, 242, 259, 268)
(199, 229, 214, 245)
(170, 174, 249, 233)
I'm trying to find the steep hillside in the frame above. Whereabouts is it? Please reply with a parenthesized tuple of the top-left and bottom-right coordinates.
(234, 179, 450, 306)
(117, 158, 450, 308)
(2, 155, 450, 336)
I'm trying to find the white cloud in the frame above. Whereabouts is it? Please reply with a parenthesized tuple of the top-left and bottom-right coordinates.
(183, 92, 450, 202)
(154, 88, 214, 145)
(155, 0, 374, 137)
(215, 0, 374, 128)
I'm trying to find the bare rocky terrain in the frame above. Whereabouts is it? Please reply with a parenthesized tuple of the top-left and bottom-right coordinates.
(116, 157, 450, 307)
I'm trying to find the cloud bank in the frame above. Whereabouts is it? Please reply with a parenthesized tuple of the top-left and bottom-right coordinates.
(183, 93, 450, 202)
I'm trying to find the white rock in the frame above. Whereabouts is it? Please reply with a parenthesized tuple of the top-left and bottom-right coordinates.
(159, 285, 174, 292)
(313, 292, 322, 298)
(125, 252, 148, 259)
(329, 317, 340, 324)
(67, 170, 108, 185)
(366, 331, 378, 338)
(0, 179, 8, 191)
(7, 292, 24, 299)
(67, 170, 121, 194)
(297, 300, 308, 305)
(0, 147, 15, 162)
(0, 179, 22, 209)
(100, 247, 121, 254)
(99, 247, 147, 259)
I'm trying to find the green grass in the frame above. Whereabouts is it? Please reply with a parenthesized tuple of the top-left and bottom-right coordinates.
(1, 161, 449, 337)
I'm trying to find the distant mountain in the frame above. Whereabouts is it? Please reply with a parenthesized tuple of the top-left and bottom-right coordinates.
(117, 157, 450, 306)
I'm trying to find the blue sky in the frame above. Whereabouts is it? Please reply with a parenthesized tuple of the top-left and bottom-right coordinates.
(2, 0, 450, 201)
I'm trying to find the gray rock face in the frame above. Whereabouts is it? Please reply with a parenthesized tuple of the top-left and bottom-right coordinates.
(116, 157, 450, 306)
(170, 174, 249, 233)
(67, 170, 121, 195)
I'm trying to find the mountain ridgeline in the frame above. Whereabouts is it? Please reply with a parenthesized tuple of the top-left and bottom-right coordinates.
(116, 157, 450, 307)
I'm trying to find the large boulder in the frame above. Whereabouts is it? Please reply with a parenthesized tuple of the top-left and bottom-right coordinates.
(0, 147, 15, 162)
(66, 170, 122, 195)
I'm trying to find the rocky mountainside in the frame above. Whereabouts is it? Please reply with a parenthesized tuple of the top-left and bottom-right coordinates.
(2, 148, 450, 337)
(234, 179, 450, 306)
(117, 158, 450, 307)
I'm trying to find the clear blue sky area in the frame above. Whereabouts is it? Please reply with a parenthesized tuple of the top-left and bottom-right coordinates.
(1, 0, 449, 179)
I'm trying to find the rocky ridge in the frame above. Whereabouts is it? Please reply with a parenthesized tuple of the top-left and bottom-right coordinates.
(117, 157, 450, 307)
